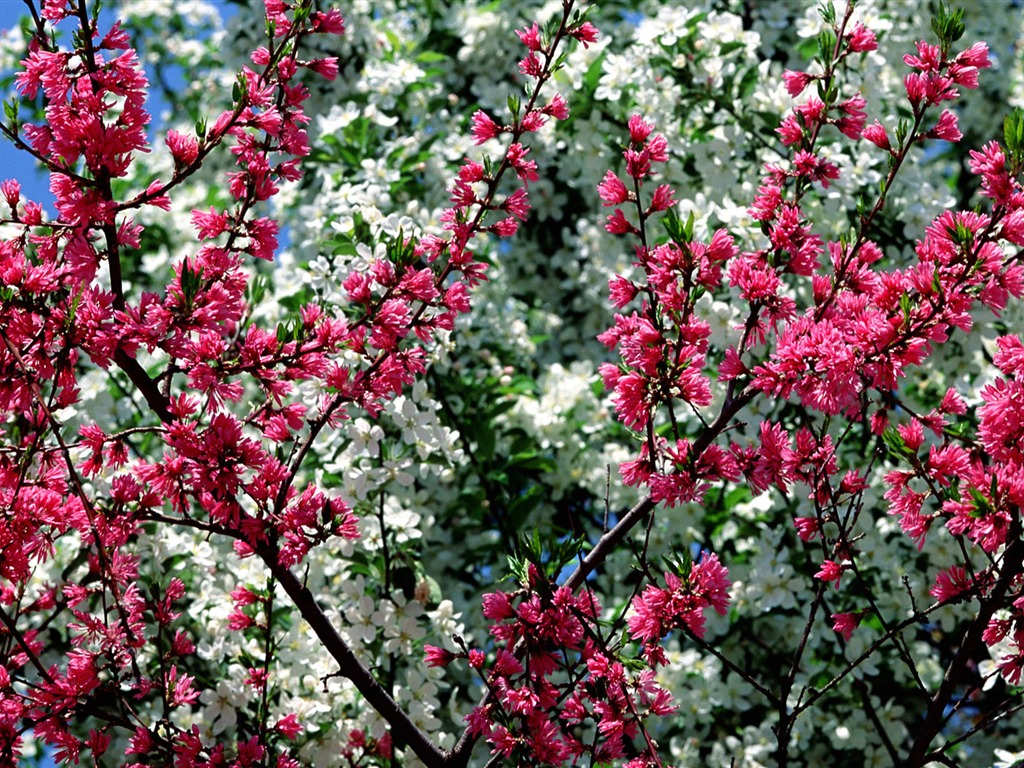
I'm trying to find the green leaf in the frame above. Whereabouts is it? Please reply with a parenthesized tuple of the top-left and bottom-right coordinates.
(817, 0, 837, 26)
(1003, 108, 1024, 167)
(881, 424, 910, 457)
(507, 452, 556, 472)
(476, 424, 496, 462)
(179, 258, 204, 311)
(968, 487, 993, 517)
(817, 28, 838, 64)
(663, 207, 695, 244)
(415, 51, 448, 64)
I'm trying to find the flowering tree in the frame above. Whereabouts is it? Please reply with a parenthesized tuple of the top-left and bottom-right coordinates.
(2, 0, 1024, 767)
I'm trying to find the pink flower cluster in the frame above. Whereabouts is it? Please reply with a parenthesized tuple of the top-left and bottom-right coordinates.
(628, 554, 731, 664)
(429, 565, 675, 766)
(596, 114, 743, 509)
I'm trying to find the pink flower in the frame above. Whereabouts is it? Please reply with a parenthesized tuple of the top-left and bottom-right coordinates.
(793, 517, 819, 542)
(470, 110, 501, 144)
(792, 149, 840, 188)
(831, 612, 861, 641)
(627, 114, 653, 144)
(930, 565, 973, 603)
(628, 553, 730, 645)
(570, 21, 599, 48)
(167, 666, 200, 706)
(782, 69, 812, 97)
(649, 184, 676, 212)
(691, 553, 731, 615)
(190, 207, 229, 239)
(815, 560, 843, 587)
(126, 727, 154, 755)
(307, 57, 339, 80)
(845, 22, 877, 52)
(311, 8, 346, 35)
(518, 52, 543, 78)
(2, 179, 21, 210)
(274, 714, 303, 740)
(424, 645, 456, 667)
(862, 120, 891, 151)
(501, 187, 531, 220)
(956, 41, 991, 69)
(904, 40, 942, 73)
(506, 143, 538, 183)
(927, 110, 962, 142)
(776, 115, 804, 147)
(904, 72, 928, 106)
(624, 148, 650, 180)
(834, 94, 867, 139)
(516, 22, 542, 51)
(503, 686, 540, 715)
(482, 591, 513, 621)
(41, 0, 71, 21)
(597, 171, 630, 206)
(994, 335, 1024, 379)
(542, 93, 570, 120)
(605, 208, 636, 235)
(608, 275, 637, 308)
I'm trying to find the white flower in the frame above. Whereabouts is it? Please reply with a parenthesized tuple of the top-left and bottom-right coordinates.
(344, 595, 382, 645)
(198, 677, 248, 734)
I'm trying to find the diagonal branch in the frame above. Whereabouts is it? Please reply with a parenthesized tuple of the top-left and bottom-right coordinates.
(257, 544, 448, 768)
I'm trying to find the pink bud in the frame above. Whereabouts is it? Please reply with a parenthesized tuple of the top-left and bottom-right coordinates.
(627, 114, 653, 144)
(515, 22, 542, 51)
(927, 110, 962, 142)
(470, 110, 500, 145)
(845, 22, 877, 53)
(831, 612, 861, 641)
(166, 129, 200, 166)
(782, 69, 811, 97)
(815, 559, 843, 586)
(597, 171, 629, 206)
(649, 184, 676, 212)
(861, 120, 891, 151)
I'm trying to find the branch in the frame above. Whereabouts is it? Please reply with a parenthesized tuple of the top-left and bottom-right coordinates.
(904, 529, 1024, 766)
(113, 350, 173, 424)
(257, 545, 448, 768)
(564, 494, 656, 591)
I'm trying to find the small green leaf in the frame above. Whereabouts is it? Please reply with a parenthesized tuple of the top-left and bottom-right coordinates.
(817, 0, 837, 26)
(817, 28, 838, 63)
(179, 258, 204, 312)
(881, 424, 911, 457)
(1003, 108, 1024, 167)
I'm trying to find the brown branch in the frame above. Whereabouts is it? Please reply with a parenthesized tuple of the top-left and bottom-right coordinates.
(257, 544, 448, 768)
(0, 604, 55, 684)
(905, 525, 1024, 766)
(564, 494, 656, 591)
(113, 349, 173, 424)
